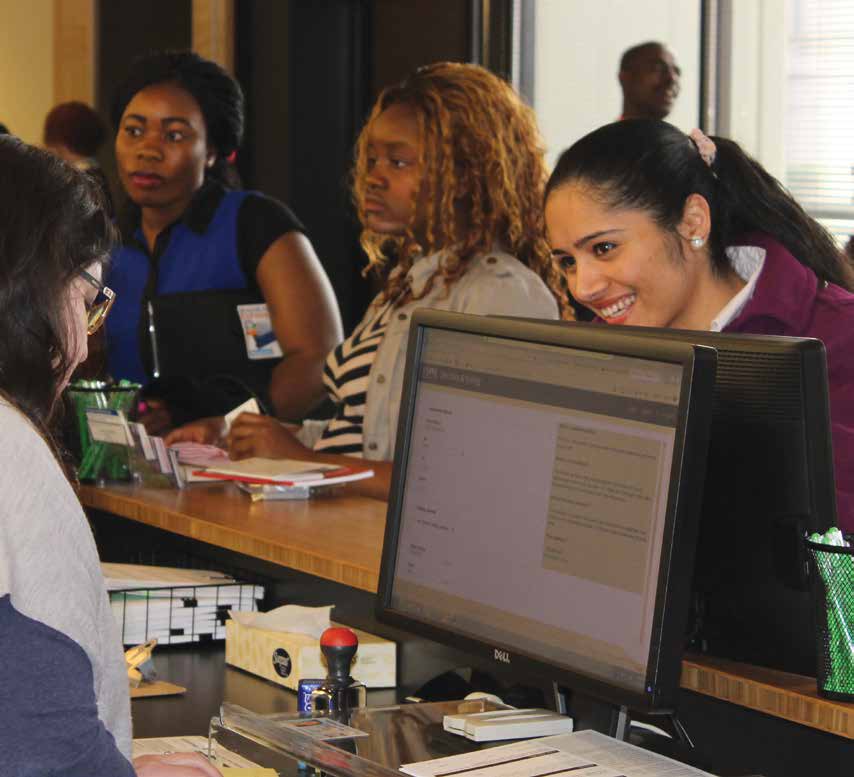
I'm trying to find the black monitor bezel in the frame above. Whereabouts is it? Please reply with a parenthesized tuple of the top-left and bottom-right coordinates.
(376, 310, 716, 714)
(579, 323, 836, 537)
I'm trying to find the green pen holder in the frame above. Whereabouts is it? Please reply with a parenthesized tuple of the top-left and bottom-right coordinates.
(66, 380, 141, 483)
(805, 535, 854, 701)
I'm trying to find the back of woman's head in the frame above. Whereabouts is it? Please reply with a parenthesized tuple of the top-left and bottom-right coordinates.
(111, 49, 244, 185)
(0, 136, 115, 429)
(546, 119, 853, 290)
(354, 62, 561, 304)
(43, 101, 107, 157)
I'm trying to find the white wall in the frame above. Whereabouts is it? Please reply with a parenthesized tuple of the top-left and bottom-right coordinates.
(533, 0, 702, 168)
(0, 0, 54, 145)
(719, 0, 788, 181)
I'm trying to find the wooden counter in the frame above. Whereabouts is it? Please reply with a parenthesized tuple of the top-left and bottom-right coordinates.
(78, 482, 387, 593)
(80, 483, 854, 740)
(681, 652, 854, 739)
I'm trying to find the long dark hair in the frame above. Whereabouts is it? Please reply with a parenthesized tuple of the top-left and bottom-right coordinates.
(545, 119, 854, 291)
(111, 49, 244, 188)
(0, 136, 115, 436)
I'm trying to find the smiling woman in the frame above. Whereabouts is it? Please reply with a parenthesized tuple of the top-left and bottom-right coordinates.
(544, 118, 854, 529)
(105, 51, 342, 434)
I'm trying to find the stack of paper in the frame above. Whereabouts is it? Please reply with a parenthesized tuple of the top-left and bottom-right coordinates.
(189, 456, 372, 485)
(177, 456, 374, 500)
(103, 564, 264, 646)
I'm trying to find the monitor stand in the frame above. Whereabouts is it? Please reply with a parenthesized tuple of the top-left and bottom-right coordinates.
(553, 683, 693, 748)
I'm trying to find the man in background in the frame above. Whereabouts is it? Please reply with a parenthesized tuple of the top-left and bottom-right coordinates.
(619, 42, 681, 120)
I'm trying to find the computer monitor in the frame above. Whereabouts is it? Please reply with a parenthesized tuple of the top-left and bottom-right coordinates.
(506, 319, 836, 675)
(596, 324, 836, 675)
(377, 310, 716, 715)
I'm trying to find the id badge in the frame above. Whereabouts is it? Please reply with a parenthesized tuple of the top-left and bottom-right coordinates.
(237, 303, 283, 360)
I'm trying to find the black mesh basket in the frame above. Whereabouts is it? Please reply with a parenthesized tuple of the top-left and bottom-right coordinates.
(805, 535, 854, 701)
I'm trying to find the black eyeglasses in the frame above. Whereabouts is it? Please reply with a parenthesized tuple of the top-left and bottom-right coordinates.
(78, 269, 116, 335)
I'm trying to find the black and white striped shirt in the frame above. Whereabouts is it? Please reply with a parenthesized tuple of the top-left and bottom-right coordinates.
(314, 300, 396, 455)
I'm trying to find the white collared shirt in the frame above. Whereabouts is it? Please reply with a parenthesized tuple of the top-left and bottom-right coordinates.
(710, 245, 766, 332)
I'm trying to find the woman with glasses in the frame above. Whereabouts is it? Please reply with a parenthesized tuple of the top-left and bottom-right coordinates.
(0, 137, 219, 776)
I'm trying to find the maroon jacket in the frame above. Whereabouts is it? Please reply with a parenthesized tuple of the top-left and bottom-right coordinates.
(725, 233, 854, 531)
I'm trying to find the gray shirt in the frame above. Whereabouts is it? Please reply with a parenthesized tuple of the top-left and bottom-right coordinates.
(0, 400, 132, 760)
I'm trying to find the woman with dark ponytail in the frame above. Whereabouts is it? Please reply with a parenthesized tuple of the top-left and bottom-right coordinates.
(107, 50, 342, 433)
(544, 119, 854, 529)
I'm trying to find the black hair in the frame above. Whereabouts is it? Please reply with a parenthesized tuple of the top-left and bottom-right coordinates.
(545, 119, 854, 291)
(111, 49, 244, 186)
(619, 41, 665, 72)
(0, 135, 115, 436)
(44, 101, 107, 157)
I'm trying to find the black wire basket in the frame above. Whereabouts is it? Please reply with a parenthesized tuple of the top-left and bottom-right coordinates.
(805, 535, 854, 701)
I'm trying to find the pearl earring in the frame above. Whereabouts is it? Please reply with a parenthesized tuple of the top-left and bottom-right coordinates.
(690, 236, 706, 249)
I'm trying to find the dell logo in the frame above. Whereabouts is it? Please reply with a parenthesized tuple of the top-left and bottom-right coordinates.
(494, 648, 511, 664)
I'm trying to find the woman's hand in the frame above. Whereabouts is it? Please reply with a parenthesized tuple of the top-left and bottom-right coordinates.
(164, 416, 226, 446)
(138, 398, 173, 436)
(133, 752, 222, 777)
(227, 413, 309, 460)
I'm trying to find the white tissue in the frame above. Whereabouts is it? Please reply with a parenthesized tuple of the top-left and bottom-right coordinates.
(228, 604, 333, 638)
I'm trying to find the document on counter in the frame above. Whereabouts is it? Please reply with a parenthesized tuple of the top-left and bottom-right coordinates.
(132, 735, 259, 768)
(400, 730, 713, 777)
(191, 456, 364, 484)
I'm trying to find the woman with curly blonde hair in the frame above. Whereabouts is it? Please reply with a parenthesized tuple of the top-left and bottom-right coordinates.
(169, 62, 562, 500)
(353, 62, 564, 308)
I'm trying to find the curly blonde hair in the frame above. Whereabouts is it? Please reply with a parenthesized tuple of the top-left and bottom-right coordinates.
(352, 62, 568, 316)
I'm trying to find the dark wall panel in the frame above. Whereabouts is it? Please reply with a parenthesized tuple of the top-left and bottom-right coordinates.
(236, 0, 475, 332)
(96, 0, 193, 202)
(286, 1, 372, 331)
(238, 0, 372, 331)
(235, 0, 291, 205)
(372, 0, 472, 92)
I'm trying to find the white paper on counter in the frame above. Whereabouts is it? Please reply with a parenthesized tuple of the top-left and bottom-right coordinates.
(542, 730, 713, 776)
(229, 603, 333, 638)
(400, 739, 621, 777)
(132, 735, 259, 768)
(401, 730, 714, 777)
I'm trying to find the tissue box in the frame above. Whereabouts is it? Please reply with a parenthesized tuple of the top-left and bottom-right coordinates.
(225, 620, 397, 690)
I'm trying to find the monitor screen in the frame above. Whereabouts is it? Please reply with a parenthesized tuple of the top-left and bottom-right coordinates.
(378, 311, 716, 713)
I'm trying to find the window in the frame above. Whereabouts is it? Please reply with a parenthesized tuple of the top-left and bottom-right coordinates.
(525, 0, 701, 168)
(785, 0, 854, 245)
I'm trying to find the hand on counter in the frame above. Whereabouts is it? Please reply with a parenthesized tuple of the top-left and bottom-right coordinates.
(226, 413, 308, 460)
(134, 752, 222, 776)
(165, 416, 227, 446)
